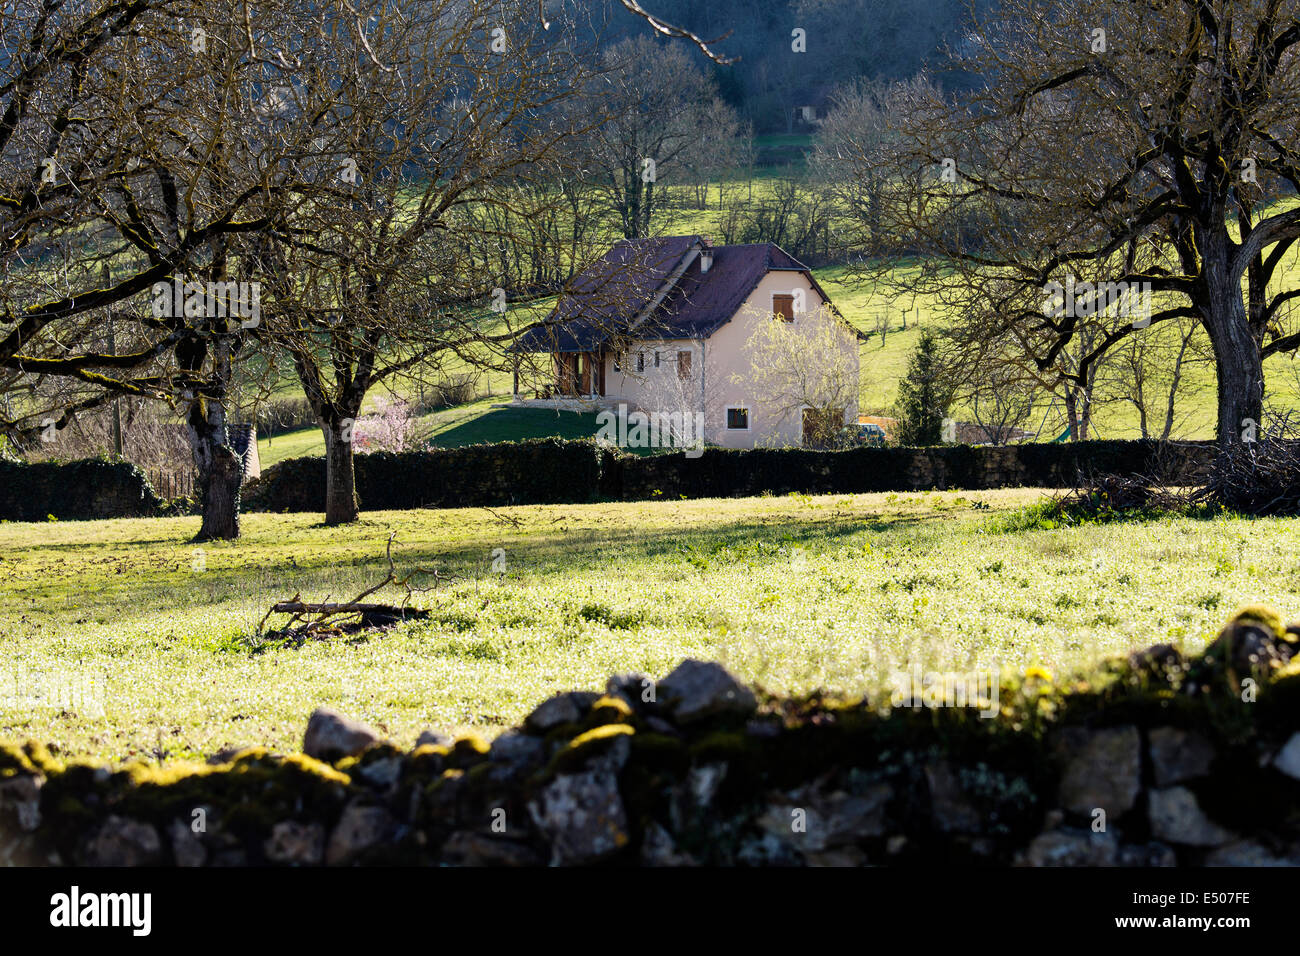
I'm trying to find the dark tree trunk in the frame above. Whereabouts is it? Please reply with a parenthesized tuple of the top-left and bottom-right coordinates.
(1064, 389, 1080, 441)
(1208, 321, 1264, 446)
(324, 423, 359, 525)
(189, 405, 241, 542)
(1203, 235, 1265, 447)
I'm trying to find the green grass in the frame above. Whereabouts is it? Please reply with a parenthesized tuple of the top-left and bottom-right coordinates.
(426, 399, 597, 447)
(3, 490, 1296, 763)
(258, 424, 327, 466)
(258, 397, 603, 466)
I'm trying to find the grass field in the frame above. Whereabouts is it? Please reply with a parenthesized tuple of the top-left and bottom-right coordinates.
(3, 490, 1296, 763)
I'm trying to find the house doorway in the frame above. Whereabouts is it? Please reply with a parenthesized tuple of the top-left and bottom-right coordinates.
(554, 352, 605, 397)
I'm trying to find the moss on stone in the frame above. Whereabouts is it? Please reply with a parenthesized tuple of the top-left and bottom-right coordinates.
(448, 734, 491, 770)
(25, 742, 63, 774)
(1229, 603, 1287, 639)
(357, 742, 406, 764)
(8, 604, 1300, 867)
(688, 731, 751, 764)
(0, 741, 37, 777)
(408, 744, 449, 777)
(541, 722, 584, 747)
(548, 723, 634, 775)
(29, 744, 355, 852)
(585, 695, 635, 726)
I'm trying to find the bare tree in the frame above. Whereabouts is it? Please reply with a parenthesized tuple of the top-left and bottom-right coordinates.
(0, 0, 345, 539)
(253, 0, 601, 525)
(835, 0, 1300, 447)
(740, 304, 861, 448)
(1110, 318, 1209, 439)
(962, 364, 1036, 445)
(680, 99, 744, 211)
(813, 76, 931, 254)
(579, 35, 734, 239)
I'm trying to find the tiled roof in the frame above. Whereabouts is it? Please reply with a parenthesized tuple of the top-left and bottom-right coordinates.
(513, 236, 826, 352)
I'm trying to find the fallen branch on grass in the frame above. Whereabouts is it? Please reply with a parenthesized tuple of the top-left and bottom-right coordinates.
(257, 533, 450, 642)
(270, 600, 423, 615)
(481, 506, 523, 528)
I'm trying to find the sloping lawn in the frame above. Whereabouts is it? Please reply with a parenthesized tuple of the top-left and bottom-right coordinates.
(428, 402, 598, 447)
(258, 398, 659, 467)
(2, 490, 1296, 763)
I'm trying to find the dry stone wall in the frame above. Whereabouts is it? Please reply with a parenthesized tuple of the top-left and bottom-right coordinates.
(3, 607, 1298, 867)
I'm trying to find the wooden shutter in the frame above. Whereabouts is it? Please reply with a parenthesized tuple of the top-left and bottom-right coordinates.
(773, 294, 795, 322)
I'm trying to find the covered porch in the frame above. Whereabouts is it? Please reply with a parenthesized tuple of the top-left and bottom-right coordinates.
(512, 348, 607, 401)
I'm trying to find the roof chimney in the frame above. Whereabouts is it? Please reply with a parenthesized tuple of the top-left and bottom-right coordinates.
(699, 249, 714, 273)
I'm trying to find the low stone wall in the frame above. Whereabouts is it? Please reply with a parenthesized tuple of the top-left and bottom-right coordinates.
(0, 458, 163, 522)
(3, 606, 1297, 866)
(244, 438, 1217, 514)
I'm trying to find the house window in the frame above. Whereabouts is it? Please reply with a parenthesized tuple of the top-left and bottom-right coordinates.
(654, 351, 661, 368)
(613, 352, 622, 373)
(726, 407, 749, 430)
(772, 293, 796, 322)
(677, 350, 692, 380)
(637, 352, 645, 373)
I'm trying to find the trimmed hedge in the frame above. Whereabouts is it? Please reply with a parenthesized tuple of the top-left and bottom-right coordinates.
(619, 438, 1215, 499)
(244, 438, 1217, 513)
(0, 459, 163, 521)
(1, 439, 1218, 520)
(243, 438, 608, 512)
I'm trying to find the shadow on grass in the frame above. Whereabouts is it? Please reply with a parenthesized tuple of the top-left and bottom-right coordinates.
(3, 507, 948, 637)
(429, 406, 598, 448)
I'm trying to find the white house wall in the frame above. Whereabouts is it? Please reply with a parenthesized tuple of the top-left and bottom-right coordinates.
(601, 270, 859, 450)
(705, 272, 859, 449)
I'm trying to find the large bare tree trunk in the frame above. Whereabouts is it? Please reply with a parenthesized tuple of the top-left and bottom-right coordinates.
(189, 402, 242, 542)
(1208, 323, 1264, 447)
(324, 423, 359, 525)
(1204, 238, 1265, 447)
(184, 328, 242, 542)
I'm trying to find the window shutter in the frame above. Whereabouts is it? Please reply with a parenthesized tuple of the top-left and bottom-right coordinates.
(773, 294, 796, 322)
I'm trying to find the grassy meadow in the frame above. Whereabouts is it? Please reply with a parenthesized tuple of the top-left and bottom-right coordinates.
(3, 490, 1297, 763)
